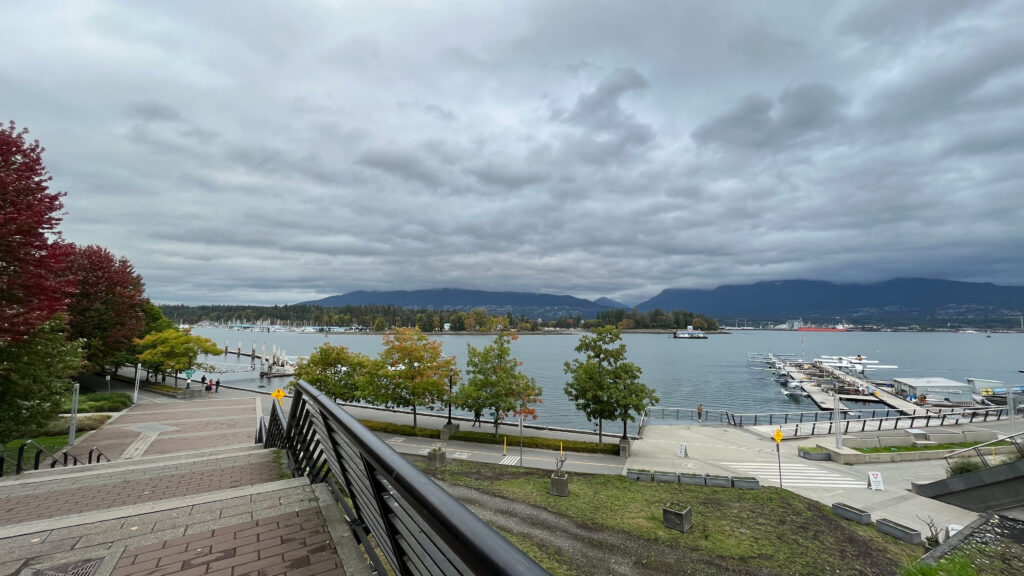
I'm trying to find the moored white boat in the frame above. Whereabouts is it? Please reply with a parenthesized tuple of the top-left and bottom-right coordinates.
(673, 326, 708, 339)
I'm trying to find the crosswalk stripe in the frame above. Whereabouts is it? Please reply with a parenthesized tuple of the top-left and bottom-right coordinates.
(722, 461, 863, 487)
(499, 455, 520, 466)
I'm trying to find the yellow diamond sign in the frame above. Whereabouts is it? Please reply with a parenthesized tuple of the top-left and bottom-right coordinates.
(271, 388, 286, 404)
(773, 429, 783, 443)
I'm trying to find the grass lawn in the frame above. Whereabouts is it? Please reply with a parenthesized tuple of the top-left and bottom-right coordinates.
(857, 441, 1010, 454)
(424, 460, 922, 576)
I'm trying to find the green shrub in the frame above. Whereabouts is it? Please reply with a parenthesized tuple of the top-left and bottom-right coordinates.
(62, 392, 132, 413)
(37, 414, 111, 435)
(947, 458, 984, 477)
(358, 420, 621, 455)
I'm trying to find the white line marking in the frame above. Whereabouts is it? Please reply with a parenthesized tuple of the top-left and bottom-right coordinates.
(499, 455, 520, 466)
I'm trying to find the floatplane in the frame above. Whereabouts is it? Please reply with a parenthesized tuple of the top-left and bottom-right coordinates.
(814, 355, 898, 374)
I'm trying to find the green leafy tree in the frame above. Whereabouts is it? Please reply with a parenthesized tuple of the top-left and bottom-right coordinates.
(367, 327, 454, 429)
(461, 332, 542, 436)
(141, 300, 174, 336)
(0, 317, 84, 442)
(135, 329, 223, 386)
(564, 326, 658, 443)
(291, 343, 372, 403)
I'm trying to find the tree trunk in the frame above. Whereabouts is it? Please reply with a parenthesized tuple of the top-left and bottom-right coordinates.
(412, 405, 418, 430)
(598, 418, 603, 445)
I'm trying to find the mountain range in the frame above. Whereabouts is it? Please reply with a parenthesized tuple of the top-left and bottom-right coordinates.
(301, 279, 1024, 326)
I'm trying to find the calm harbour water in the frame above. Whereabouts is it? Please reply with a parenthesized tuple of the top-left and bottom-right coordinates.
(193, 327, 1024, 433)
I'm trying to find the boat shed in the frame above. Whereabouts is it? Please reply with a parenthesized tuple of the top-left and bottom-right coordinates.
(891, 377, 974, 405)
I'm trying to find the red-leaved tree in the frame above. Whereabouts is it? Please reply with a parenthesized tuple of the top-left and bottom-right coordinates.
(64, 244, 147, 372)
(0, 121, 73, 343)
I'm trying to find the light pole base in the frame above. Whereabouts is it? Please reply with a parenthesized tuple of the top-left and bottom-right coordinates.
(441, 423, 460, 441)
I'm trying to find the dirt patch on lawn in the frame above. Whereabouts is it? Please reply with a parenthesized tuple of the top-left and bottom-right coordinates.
(439, 480, 763, 576)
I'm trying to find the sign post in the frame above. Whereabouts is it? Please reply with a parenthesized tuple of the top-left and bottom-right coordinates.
(133, 363, 142, 404)
(868, 471, 884, 491)
(519, 417, 524, 468)
(773, 428, 784, 488)
(68, 382, 80, 447)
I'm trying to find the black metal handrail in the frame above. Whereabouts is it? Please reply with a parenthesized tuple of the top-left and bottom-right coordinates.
(266, 381, 547, 576)
(774, 407, 1009, 438)
(944, 429, 1024, 468)
(11, 440, 111, 475)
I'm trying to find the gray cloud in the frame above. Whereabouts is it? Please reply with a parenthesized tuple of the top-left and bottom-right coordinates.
(692, 83, 847, 149)
(1, 0, 1022, 306)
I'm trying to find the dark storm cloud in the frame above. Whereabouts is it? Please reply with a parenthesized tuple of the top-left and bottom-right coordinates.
(2, 0, 1022, 306)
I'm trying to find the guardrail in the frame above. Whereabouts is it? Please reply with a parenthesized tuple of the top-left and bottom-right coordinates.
(944, 429, 1024, 468)
(1, 440, 110, 477)
(726, 408, 904, 426)
(264, 380, 547, 576)
(774, 407, 1008, 438)
(645, 407, 731, 424)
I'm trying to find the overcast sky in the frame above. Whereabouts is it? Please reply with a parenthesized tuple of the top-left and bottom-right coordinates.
(3, 1, 1023, 306)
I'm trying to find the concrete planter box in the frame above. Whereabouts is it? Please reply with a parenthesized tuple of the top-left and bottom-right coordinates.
(663, 503, 693, 533)
(731, 476, 761, 490)
(962, 430, 997, 443)
(705, 474, 731, 487)
(654, 471, 678, 483)
(877, 436, 914, 447)
(549, 473, 569, 497)
(832, 502, 872, 524)
(627, 469, 652, 481)
(426, 450, 446, 468)
(840, 438, 878, 449)
(876, 518, 922, 545)
(440, 423, 459, 441)
(619, 438, 631, 458)
(678, 473, 706, 486)
(144, 386, 205, 400)
(926, 432, 962, 444)
(798, 448, 831, 461)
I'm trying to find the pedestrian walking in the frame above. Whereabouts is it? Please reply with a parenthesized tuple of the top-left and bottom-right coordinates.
(697, 403, 703, 422)
(215, 378, 221, 393)
(186, 377, 191, 389)
(201, 374, 207, 386)
(473, 409, 482, 427)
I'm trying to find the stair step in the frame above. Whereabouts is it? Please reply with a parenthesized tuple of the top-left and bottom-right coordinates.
(2, 443, 267, 484)
(0, 479, 361, 576)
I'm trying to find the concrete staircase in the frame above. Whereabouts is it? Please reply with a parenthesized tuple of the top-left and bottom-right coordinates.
(0, 401, 367, 576)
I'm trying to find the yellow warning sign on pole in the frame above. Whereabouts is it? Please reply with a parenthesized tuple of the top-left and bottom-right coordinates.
(773, 428, 783, 443)
(271, 388, 286, 405)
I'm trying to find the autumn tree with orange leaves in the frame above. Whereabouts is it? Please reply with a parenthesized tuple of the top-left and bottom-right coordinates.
(367, 327, 456, 430)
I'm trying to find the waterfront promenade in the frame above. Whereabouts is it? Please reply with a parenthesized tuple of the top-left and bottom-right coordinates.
(4, 373, 1015, 573)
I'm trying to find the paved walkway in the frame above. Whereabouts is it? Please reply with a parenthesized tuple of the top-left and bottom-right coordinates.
(0, 397, 365, 576)
(628, 422, 983, 538)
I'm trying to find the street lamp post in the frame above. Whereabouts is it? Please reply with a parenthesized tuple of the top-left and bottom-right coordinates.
(447, 370, 454, 425)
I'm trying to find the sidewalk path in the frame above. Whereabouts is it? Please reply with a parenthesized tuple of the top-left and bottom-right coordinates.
(628, 423, 980, 538)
